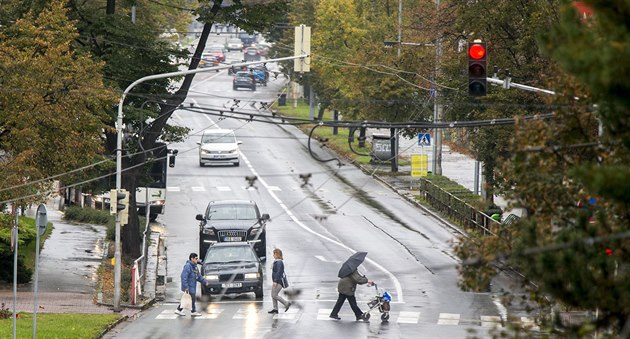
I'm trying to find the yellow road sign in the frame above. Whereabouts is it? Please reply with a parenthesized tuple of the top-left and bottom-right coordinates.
(411, 154, 428, 177)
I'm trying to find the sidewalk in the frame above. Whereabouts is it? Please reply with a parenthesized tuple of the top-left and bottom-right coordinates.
(366, 128, 513, 214)
(0, 196, 126, 315)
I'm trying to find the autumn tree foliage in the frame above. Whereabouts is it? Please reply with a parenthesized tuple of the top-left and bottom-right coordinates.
(0, 1, 116, 210)
(453, 0, 629, 336)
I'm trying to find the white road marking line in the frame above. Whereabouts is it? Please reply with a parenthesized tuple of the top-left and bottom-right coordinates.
(314, 255, 341, 263)
(216, 186, 231, 191)
(267, 186, 281, 191)
(232, 308, 255, 319)
(191, 186, 205, 192)
(396, 311, 420, 324)
(155, 310, 179, 319)
(437, 313, 460, 325)
(167, 187, 180, 192)
(240, 152, 405, 303)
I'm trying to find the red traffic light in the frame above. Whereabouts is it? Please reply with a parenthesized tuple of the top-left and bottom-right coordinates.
(605, 248, 613, 256)
(468, 44, 486, 60)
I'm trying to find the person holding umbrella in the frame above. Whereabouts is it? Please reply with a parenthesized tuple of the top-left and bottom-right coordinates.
(329, 252, 373, 321)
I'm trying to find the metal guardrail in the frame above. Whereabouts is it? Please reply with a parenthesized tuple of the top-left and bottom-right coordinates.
(131, 191, 152, 305)
(419, 179, 500, 236)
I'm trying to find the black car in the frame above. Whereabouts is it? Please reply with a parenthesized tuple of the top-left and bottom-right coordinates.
(196, 200, 269, 258)
(232, 71, 256, 91)
(201, 242, 263, 299)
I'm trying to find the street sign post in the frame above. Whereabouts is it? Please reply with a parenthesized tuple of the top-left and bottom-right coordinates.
(33, 204, 48, 338)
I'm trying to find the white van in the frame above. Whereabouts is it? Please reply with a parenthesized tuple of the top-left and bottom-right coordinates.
(197, 129, 241, 167)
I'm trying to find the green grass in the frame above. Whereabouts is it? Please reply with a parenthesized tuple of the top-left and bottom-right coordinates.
(275, 102, 379, 165)
(0, 313, 121, 339)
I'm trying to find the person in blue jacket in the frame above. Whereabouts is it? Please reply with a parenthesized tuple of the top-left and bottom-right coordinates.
(175, 253, 207, 316)
(268, 248, 291, 314)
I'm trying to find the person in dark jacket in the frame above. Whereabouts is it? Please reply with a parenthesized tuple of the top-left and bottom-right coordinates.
(175, 253, 207, 317)
(268, 248, 291, 314)
(329, 269, 373, 321)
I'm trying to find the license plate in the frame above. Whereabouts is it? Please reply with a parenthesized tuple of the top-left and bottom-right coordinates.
(224, 237, 241, 241)
(212, 155, 225, 159)
(222, 282, 242, 288)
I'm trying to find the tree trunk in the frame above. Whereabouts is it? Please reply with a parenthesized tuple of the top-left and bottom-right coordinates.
(106, 0, 115, 15)
(119, 2, 223, 258)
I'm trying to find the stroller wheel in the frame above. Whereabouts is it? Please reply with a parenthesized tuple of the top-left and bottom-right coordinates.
(362, 312, 371, 321)
(381, 313, 390, 322)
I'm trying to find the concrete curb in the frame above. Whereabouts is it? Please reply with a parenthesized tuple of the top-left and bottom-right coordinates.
(96, 314, 129, 339)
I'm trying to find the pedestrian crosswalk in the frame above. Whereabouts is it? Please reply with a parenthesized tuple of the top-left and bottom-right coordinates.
(154, 307, 537, 329)
(166, 185, 313, 193)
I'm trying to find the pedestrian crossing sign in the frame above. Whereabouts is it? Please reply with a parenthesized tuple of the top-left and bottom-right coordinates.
(418, 133, 431, 146)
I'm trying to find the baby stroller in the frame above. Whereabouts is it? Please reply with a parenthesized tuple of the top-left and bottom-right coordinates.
(362, 283, 392, 322)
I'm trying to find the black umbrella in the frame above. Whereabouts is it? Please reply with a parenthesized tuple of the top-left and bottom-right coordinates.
(338, 252, 367, 278)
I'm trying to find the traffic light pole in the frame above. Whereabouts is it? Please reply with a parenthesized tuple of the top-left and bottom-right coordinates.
(432, 0, 443, 175)
(486, 77, 556, 95)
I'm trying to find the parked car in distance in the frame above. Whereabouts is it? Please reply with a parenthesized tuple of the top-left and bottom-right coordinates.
(226, 38, 244, 51)
(196, 200, 270, 258)
(205, 46, 226, 62)
(201, 242, 264, 299)
(232, 71, 256, 91)
(197, 129, 241, 167)
(199, 54, 219, 70)
(243, 47, 261, 61)
(238, 32, 257, 47)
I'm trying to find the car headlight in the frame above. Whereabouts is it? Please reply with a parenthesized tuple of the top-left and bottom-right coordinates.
(244, 273, 259, 279)
(201, 228, 215, 235)
(153, 200, 165, 206)
(229, 149, 237, 154)
(204, 274, 219, 281)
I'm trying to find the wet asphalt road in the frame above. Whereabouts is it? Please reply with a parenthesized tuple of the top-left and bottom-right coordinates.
(102, 35, 515, 339)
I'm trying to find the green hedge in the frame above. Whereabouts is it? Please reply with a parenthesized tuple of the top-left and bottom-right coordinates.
(63, 206, 146, 242)
(0, 213, 52, 283)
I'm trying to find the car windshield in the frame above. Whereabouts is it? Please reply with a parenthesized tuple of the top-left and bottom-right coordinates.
(208, 204, 257, 220)
(201, 133, 235, 143)
(204, 246, 257, 263)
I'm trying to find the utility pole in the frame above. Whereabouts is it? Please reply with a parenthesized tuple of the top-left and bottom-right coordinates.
(432, 0, 443, 175)
(397, 0, 402, 58)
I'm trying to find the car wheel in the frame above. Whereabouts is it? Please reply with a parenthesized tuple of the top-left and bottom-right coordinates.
(149, 213, 158, 222)
(254, 286, 263, 299)
(199, 161, 204, 167)
(233, 86, 237, 90)
(234, 161, 240, 167)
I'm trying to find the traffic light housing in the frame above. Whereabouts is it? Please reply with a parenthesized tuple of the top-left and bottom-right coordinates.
(468, 42, 487, 96)
(110, 189, 129, 226)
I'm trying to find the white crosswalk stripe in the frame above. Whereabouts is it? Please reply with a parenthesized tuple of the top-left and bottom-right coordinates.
(167, 187, 180, 192)
(216, 186, 231, 191)
(191, 186, 205, 192)
(153, 308, 531, 328)
(396, 311, 420, 324)
(437, 313, 460, 325)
